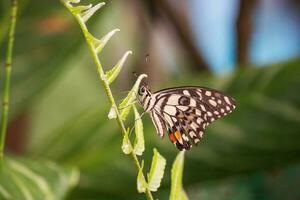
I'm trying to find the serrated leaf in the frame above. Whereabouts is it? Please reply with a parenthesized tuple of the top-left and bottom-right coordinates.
(133, 106, 145, 156)
(170, 151, 188, 200)
(119, 74, 148, 121)
(121, 128, 132, 155)
(106, 51, 132, 85)
(0, 157, 79, 200)
(95, 29, 120, 54)
(81, 2, 105, 22)
(147, 148, 166, 192)
(137, 161, 148, 193)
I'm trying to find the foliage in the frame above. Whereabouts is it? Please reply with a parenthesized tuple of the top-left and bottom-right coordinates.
(28, 58, 300, 199)
(60, 1, 171, 199)
(170, 151, 188, 200)
(0, 157, 79, 200)
(0, 1, 79, 199)
(1, 0, 300, 199)
(147, 148, 166, 192)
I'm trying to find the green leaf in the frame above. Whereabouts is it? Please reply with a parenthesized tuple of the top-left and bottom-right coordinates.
(95, 29, 120, 54)
(137, 161, 147, 193)
(106, 51, 132, 85)
(0, 157, 79, 200)
(27, 57, 300, 198)
(147, 148, 166, 192)
(133, 106, 145, 156)
(118, 74, 148, 121)
(170, 151, 188, 200)
(70, 4, 92, 14)
(121, 128, 132, 155)
(81, 2, 105, 22)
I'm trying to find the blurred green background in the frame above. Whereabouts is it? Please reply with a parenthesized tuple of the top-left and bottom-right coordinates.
(1, 0, 300, 199)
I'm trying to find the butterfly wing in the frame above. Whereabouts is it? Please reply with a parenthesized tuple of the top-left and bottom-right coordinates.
(150, 87, 236, 150)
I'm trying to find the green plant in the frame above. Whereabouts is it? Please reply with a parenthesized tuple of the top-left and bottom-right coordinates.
(0, 0, 18, 159)
(60, 0, 188, 199)
(0, 1, 79, 199)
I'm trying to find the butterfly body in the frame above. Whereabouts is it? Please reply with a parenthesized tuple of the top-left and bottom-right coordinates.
(137, 84, 236, 151)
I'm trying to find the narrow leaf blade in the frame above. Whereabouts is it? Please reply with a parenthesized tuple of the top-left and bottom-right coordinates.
(0, 157, 79, 200)
(147, 148, 166, 192)
(137, 161, 148, 193)
(133, 106, 145, 156)
(119, 74, 147, 121)
(95, 29, 120, 54)
(81, 2, 105, 22)
(169, 151, 188, 200)
(121, 128, 132, 154)
(106, 51, 132, 85)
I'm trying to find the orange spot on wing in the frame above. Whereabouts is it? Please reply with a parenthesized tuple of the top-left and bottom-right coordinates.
(169, 133, 176, 143)
(174, 131, 182, 140)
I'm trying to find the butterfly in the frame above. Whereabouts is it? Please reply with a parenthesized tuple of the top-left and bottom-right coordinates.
(136, 79, 236, 151)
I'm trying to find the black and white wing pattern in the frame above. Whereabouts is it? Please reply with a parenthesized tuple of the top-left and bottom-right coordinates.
(149, 87, 236, 150)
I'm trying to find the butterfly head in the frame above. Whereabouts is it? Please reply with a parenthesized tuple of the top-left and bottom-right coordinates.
(137, 82, 153, 112)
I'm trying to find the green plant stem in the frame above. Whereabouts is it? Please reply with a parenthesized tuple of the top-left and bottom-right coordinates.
(61, 2, 154, 200)
(0, 0, 18, 160)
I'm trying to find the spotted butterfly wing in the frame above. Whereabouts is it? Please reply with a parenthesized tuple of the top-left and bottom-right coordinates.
(137, 85, 236, 151)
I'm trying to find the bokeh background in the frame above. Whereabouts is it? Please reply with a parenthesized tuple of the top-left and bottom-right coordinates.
(1, 0, 300, 199)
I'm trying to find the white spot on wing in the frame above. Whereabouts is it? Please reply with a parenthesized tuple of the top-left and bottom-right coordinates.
(190, 122, 198, 130)
(207, 111, 213, 117)
(200, 131, 204, 137)
(164, 105, 177, 115)
(182, 134, 189, 141)
(209, 99, 217, 107)
(177, 106, 189, 111)
(183, 90, 190, 96)
(196, 118, 203, 124)
(224, 96, 231, 105)
(195, 109, 201, 115)
(189, 131, 197, 138)
(200, 105, 206, 111)
(205, 91, 211, 96)
(196, 91, 202, 100)
(166, 95, 181, 105)
(190, 99, 196, 107)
